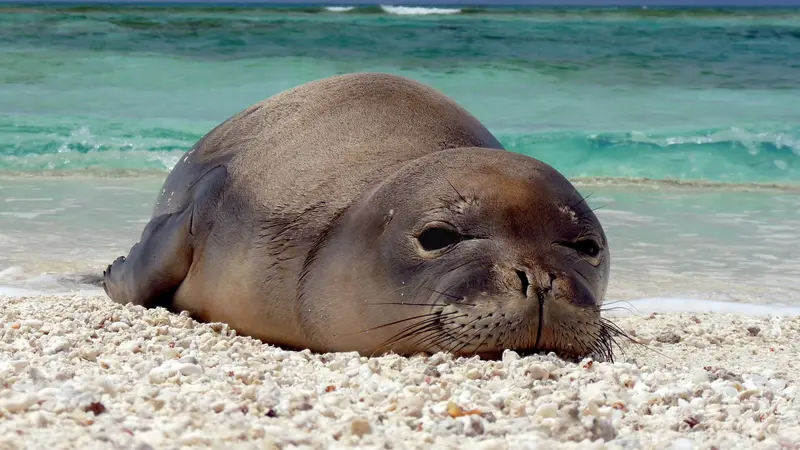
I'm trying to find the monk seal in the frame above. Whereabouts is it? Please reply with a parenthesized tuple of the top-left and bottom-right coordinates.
(102, 72, 619, 361)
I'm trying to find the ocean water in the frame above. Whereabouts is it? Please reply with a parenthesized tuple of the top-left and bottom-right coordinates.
(1, 4, 799, 311)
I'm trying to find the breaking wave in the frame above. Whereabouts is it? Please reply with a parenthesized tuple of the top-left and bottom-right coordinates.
(323, 6, 355, 13)
(2, 118, 797, 185)
(379, 6, 462, 16)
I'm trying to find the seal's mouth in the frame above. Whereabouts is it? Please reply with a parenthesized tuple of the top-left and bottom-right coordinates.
(357, 297, 631, 361)
(357, 270, 628, 361)
(422, 294, 631, 363)
(465, 319, 628, 363)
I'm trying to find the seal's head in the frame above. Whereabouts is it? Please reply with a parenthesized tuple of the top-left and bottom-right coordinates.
(300, 147, 617, 361)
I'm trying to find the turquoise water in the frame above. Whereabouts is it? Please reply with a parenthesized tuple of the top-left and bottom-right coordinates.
(1, 4, 799, 306)
(2, 4, 799, 183)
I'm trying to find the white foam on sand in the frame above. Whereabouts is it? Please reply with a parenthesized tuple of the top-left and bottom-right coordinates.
(0, 286, 102, 299)
(0, 271, 104, 298)
(0, 286, 48, 297)
(0, 266, 102, 298)
(605, 297, 800, 317)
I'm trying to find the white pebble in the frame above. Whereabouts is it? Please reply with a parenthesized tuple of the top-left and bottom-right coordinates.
(769, 379, 787, 391)
(80, 346, 100, 361)
(466, 368, 482, 379)
(535, 402, 558, 418)
(489, 392, 508, 409)
(398, 395, 425, 417)
(22, 320, 43, 330)
(691, 369, 709, 383)
(44, 338, 70, 355)
(672, 438, 694, 450)
(97, 377, 117, 394)
(461, 415, 485, 436)
(178, 363, 203, 376)
(29, 411, 51, 427)
(477, 440, 506, 450)
(1, 393, 38, 413)
(107, 322, 130, 332)
(527, 364, 548, 380)
(161, 347, 180, 359)
(120, 340, 143, 353)
(148, 361, 185, 383)
(8, 359, 28, 373)
(502, 350, 520, 364)
(178, 432, 211, 445)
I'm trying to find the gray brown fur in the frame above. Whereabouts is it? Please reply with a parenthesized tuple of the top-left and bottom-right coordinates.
(103, 73, 614, 360)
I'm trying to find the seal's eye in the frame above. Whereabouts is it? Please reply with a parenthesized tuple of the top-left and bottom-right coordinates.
(418, 226, 462, 252)
(573, 239, 601, 258)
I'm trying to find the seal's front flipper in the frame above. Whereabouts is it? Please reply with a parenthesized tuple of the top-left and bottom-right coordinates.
(103, 206, 195, 309)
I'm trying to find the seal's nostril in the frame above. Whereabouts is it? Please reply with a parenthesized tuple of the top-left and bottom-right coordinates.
(516, 269, 530, 297)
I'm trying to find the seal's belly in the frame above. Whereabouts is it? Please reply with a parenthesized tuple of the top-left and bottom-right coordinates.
(173, 244, 308, 349)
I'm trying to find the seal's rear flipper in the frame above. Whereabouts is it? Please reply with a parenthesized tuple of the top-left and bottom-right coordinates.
(103, 165, 227, 310)
(103, 206, 195, 309)
(75, 274, 105, 287)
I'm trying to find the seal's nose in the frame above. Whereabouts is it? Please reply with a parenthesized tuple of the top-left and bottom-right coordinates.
(515, 269, 530, 297)
(516, 266, 555, 299)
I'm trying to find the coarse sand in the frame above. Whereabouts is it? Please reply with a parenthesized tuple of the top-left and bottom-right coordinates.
(1, 294, 798, 450)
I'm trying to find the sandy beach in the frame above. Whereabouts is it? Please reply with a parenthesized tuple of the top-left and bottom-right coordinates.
(2, 3, 800, 450)
(1, 293, 798, 450)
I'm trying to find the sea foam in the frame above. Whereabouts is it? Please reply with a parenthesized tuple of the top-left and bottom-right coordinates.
(323, 6, 355, 12)
(605, 298, 800, 317)
(380, 5, 461, 15)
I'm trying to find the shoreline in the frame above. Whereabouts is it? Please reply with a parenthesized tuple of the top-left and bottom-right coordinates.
(3, 171, 800, 193)
(4, 288, 800, 316)
(1, 294, 798, 449)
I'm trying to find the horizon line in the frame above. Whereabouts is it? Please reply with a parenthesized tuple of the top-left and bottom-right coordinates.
(3, 0, 800, 7)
